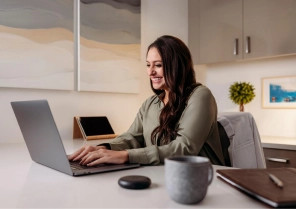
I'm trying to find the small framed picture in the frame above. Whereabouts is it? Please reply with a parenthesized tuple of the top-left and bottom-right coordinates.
(262, 76, 296, 109)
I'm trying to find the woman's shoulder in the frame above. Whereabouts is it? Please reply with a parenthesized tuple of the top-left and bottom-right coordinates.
(144, 94, 159, 104)
(184, 85, 217, 115)
(140, 94, 161, 110)
(189, 84, 215, 103)
(192, 84, 213, 96)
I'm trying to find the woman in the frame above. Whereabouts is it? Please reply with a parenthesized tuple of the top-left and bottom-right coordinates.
(69, 35, 225, 166)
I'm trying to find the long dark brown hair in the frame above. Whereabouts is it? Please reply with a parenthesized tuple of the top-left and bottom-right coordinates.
(148, 35, 199, 145)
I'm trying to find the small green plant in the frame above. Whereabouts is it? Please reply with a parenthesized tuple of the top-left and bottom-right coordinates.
(229, 82, 255, 112)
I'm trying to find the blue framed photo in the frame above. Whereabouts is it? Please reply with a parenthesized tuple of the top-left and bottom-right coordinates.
(262, 76, 296, 108)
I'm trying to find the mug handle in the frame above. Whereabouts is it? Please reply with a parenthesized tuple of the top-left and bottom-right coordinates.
(208, 164, 214, 185)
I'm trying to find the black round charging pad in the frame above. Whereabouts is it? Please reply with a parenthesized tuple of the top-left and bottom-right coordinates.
(118, 175, 151, 190)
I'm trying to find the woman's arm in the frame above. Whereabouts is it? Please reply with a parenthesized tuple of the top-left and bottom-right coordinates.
(105, 98, 148, 150)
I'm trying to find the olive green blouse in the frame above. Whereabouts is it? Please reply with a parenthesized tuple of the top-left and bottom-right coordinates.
(108, 85, 225, 165)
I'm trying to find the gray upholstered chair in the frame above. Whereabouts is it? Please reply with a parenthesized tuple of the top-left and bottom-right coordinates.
(217, 112, 266, 168)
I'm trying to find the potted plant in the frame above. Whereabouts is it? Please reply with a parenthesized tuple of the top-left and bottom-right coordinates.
(229, 82, 255, 112)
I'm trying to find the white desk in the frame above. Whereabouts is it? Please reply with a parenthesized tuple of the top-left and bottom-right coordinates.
(0, 140, 268, 208)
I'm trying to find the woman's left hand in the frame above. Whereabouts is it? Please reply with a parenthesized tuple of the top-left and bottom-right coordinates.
(79, 149, 129, 166)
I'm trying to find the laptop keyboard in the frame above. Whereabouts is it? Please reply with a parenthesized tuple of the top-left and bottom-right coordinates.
(69, 161, 106, 170)
(70, 161, 89, 170)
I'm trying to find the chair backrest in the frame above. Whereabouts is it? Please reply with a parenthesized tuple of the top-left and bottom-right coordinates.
(218, 112, 266, 168)
(217, 121, 231, 167)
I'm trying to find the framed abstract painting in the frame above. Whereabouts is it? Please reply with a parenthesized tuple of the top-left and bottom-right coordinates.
(0, 0, 74, 90)
(79, 0, 141, 93)
(0, 0, 141, 93)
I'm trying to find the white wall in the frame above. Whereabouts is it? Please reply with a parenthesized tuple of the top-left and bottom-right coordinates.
(201, 55, 296, 138)
(0, 0, 189, 143)
(1, 83, 150, 143)
(141, 0, 188, 59)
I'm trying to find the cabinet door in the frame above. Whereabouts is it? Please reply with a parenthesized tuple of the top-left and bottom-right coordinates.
(244, 0, 296, 59)
(198, 0, 243, 64)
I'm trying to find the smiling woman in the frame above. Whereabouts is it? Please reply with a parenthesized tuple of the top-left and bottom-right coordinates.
(69, 35, 226, 167)
(146, 47, 166, 94)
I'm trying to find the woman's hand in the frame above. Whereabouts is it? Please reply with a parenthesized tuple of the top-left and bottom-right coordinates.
(80, 149, 129, 166)
(68, 145, 106, 162)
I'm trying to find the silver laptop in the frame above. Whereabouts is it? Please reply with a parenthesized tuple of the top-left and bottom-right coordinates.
(11, 100, 140, 176)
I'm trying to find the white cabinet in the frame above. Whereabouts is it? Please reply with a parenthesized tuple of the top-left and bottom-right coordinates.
(189, 0, 296, 64)
(189, 0, 243, 64)
(244, 0, 296, 59)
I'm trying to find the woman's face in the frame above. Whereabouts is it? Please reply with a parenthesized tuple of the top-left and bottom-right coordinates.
(146, 47, 167, 91)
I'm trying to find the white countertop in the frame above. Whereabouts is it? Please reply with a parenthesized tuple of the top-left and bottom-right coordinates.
(261, 136, 296, 150)
(0, 139, 268, 208)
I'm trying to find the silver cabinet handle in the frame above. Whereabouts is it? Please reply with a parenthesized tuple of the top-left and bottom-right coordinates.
(233, 38, 239, 55)
(245, 36, 251, 54)
(266, 157, 289, 164)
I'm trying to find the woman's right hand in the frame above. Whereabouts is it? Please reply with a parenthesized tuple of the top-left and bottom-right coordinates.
(68, 145, 106, 162)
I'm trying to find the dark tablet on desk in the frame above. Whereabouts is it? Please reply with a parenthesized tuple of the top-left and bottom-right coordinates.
(80, 116, 114, 135)
(73, 116, 117, 140)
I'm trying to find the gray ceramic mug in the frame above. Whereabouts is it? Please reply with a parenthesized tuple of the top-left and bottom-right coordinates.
(165, 156, 213, 204)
